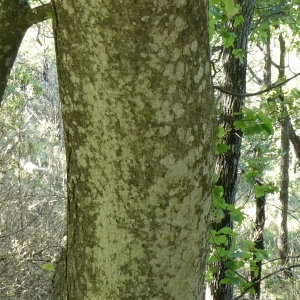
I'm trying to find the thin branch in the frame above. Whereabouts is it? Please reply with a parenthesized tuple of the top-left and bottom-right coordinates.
(213, 72, 300, 97)
(235, 264, 300, 299)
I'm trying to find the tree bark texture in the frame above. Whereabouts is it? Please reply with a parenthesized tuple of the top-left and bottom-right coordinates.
(288, 119, 300, 160)
(277, 32, 289, 266)
(208, 1, 255, 299)
(53, 1, 215, 299)
(249, 33, 271, 299)
(0, 1, 52, 104)
(278, 116, 290, 265)
(250, 179, 265, 299)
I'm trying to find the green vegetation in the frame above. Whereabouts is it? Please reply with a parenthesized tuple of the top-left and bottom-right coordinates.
(207, 0, 300, 299)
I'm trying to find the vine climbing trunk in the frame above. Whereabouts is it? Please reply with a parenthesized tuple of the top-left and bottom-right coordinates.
(207, 1, 255, 300)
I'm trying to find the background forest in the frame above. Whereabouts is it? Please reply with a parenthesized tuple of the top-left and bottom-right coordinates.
(0, 17, 66, 299)
(1, 0, 300, 299)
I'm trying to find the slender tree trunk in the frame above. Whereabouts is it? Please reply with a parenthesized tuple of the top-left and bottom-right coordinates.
(277, 32, 289, 266)
(250, 179, 265, 299)
(53, 1, 215, 299)
(250, 28, 271, 299)
(278, 115, 289, 265)
(208, 1, 255, 299)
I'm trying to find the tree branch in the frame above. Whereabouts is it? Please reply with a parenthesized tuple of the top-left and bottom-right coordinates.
(214, 72, 300, 97)
(235, 264, 300, 299)
(25, 2, 52, 27)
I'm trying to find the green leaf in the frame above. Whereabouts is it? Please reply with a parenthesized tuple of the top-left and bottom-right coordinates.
(225, 0, 234, 15)
(42, 263, 54, 271)
(246, 170, 259, 185)
(215, 208, 225, 222)
(219, 227, 232, 235)
(216, 235, 228, 245)
(209, 5, 225, 18)
(205, 266, 217, 282)
(232, 48, 245, 63)
(216, 143, 229, 154)
(207, 255, 219, 264)
(230, 207, 244, 224)
(223, 33, 236, 48)
(213, 185, 224, 199)
(217, 247, 228, 257)
(216, 126, 225, 138)
(221, 270, 240, 285)
(209, 14, 218, 41)
(253, 183, 278, 198)
(233, 120, 245, 131)
(253, 185, 265, 198)
(225, 0, 240, 19)
(213, 174, 220, 183)
(234, 15, 244, 28)
(226, 260, 244, 270)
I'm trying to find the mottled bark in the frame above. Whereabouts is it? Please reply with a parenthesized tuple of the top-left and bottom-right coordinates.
(208, 1, 255, 299)
(53, 1, 215, 299)
(0, 1, 51, 104)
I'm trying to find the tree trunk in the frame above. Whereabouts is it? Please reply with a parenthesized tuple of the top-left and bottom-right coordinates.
(208, 1, 255, 299)
(0, 1, 51, 104)
(288, 118, 300, 160)
(277, 33, 289, 266)
(53, 1, 215, 299)
(250, 29, 271, 299)
(278, 116, 289, 265)
(250, 179, 265, 299)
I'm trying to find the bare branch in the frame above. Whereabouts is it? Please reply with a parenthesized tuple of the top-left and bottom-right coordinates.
(214, 72, 300, 97)
(235, 264, 300, 299)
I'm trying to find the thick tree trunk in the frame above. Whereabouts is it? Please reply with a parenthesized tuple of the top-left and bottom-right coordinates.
(208, 1, 255, 299)
(53, 1, 215, 299)
(0, 1, 51, 104)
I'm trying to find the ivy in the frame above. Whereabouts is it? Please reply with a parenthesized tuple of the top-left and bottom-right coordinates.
(206, 175, 271, 294)
(234, 106, 275, 138)
(252, 183, 278, 198)
(215, 126, 229, 154)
